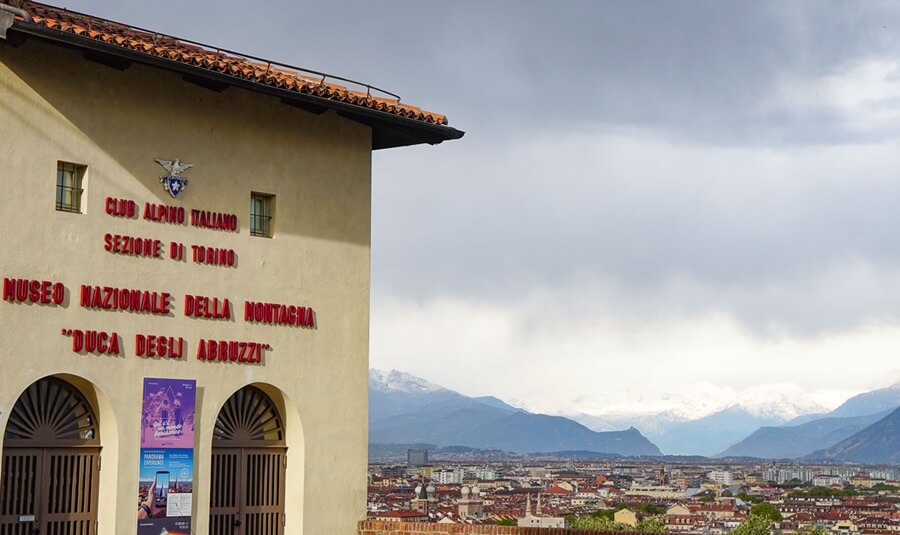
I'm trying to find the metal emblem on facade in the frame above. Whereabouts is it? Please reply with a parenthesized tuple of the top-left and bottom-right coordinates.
(155, 159, 193, 199)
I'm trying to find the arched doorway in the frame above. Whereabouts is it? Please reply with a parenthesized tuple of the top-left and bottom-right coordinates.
(0, 377, 101, 534)
(210, 386, 286, 535)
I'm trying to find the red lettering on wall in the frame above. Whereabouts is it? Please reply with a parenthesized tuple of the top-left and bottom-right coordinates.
(135, 334, 184, 359)
(190, 245, 236, 267)
(69, 329, 121, 355)
(196, 339, 268, 364)
(184, 295, 231, 319)
(3, 278, 65, 306)
(190, 209, 239, 232)
(143, 203, 186, 225)
(105, 197, 137, 218)
(244, 300, 315, 328)
(79, 285, 171, 315)
(103, 233, 163, 258)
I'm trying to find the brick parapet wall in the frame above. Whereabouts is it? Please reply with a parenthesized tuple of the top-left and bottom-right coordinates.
(358, 520, 634, 535)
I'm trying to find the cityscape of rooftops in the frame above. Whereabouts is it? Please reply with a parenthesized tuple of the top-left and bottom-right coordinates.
(3, 0, 900, 533)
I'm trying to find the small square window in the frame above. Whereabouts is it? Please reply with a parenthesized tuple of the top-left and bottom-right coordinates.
(250, 192, 274, 238)
(56, 161, 86, 213)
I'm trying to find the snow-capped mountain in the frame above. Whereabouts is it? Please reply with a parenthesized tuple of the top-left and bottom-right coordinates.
(368, 369, 662, 456)
(570, 382, 827, 431)
(719, 381, 900, 459)
(369, 369, 447, 394)
(731, 384, 828, 421)
(826, 382, 900, 419)
(568, 384, 828, 455)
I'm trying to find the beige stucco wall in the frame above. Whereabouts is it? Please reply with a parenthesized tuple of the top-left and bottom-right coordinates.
(0, 36, 372, 534)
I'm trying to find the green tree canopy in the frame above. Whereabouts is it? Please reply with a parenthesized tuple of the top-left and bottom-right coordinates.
(790, 486, 858, 498)
(590, 508, 617, 520)
(750, 503, 783, 522)
(569, 514, 666, 533)
(795, 526, 828, 535)
(633, 503, 666, 515)
(570, 515, 620, 531)
(635, 515, 666, 534)
(731, 514, 774, 535)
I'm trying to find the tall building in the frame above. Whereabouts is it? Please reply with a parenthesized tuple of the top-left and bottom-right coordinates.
(457, 486, 484, 519)
(433, 468, 463, 485)
(408, 448, 429, 467)
(0, 2, 462, 534)
(411, 484, 437, 514)
(708, 470, 734, 486)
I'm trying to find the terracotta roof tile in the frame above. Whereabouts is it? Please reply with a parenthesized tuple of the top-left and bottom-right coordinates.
(9, 1, 449, 126)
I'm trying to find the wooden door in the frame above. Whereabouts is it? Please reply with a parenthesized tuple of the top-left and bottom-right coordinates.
(0, 448, 99, 535)
(0, 448, 41, 535)
(40, 448, 100, 535)
(1, 378, 101, 535)
(209, 448, 240, 534)
(240, 448, 286, 535)
(210, 387, 286, 535)
(209, 448, 286, 535)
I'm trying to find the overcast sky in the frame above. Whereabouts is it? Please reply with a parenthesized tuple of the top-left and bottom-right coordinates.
(64, 0, 900, 419)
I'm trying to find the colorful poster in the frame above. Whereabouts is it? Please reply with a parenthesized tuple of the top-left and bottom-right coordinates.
(138, 378, 196, 535)
(140, 378, 196, 448)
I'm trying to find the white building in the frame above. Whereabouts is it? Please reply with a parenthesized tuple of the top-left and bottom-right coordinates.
(433, 469, 464, 485)
(813, 474, 843, 487)
(708, 471, 733, 486)
(472, 468, 497, 481)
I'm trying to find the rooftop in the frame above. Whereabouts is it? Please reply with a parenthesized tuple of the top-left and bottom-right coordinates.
(0, 0, 464, 149)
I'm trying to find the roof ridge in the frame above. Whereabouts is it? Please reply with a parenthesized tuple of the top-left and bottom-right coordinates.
(10, 0, 450, 126)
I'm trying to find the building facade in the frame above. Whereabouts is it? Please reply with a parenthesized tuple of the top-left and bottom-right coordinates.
(0, 2, 462, 534)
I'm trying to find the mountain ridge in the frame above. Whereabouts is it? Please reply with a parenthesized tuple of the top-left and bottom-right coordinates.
(368, 369, 661, 456)
(719, 381, 900, 458)
(717, 409, 893, 459)
(807, 407, 900, 464)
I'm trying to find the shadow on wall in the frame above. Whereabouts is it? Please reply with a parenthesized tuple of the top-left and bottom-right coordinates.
(0, 37, 372, 246)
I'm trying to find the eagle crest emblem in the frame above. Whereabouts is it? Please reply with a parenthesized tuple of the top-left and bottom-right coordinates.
(155, 159, 193, 199)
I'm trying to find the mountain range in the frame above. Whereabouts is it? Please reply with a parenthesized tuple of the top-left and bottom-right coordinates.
(573, 397, 827, 457)
(369, 370, 899, 463)
(806, 407, 900, 464)
(719, 382, 900, 459)
(717, 410, 892, 459)
(788, 383, 900, 424)
(369, 369, 661, 456)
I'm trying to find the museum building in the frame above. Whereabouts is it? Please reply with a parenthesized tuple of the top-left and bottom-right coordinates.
(0, 2, 463, 534)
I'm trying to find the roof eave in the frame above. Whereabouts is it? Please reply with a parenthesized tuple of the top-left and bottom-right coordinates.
(6, 21, 465, 150)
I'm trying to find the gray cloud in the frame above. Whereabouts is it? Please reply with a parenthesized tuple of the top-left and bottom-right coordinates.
(60, 0, 900, 341)
(63, 1, 900, 141)
(372, 133, 900, 335)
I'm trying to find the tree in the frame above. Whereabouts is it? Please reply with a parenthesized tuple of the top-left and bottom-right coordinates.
(796, 526, 828, 535)
(496, 518, 517, 526)
(570, 515, 620, 531)
(591, 508, 617, 520)
(730, 514, 774, 535)
(634, 503, 666, 516)
(569, 514, 666, 534)
(750, 503, 783, 522)
(635, 515, 666, 534)
(790, 486, 858, 498)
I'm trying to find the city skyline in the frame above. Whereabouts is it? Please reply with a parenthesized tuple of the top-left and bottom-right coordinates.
(54, 0, 900, 418)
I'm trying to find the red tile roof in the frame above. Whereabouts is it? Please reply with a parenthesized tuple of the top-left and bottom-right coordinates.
(6, 0, 449, 126)
(375, 510, 429, 519)
(544, 484, 574, 495)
